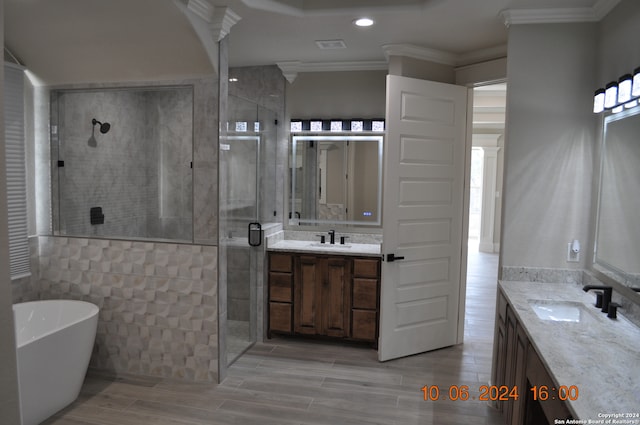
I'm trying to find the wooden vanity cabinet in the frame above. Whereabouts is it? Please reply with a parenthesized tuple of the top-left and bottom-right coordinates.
(268, 253, 294, 335)
(492, 289, 508, 413)
(525, 346, 573, 424)
(492, 288, 572, 425)
(351, 258, 381, 342)
(294, 255, 351, 337)
(268, 252, 380, 344)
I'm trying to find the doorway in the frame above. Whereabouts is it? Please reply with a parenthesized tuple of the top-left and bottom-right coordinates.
(462, 82, 505, 369)
(467, 82, 505, 255)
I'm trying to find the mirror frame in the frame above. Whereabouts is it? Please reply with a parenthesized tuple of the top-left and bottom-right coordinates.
(288, 133, 384, 227)
(592, 104, 640, 292)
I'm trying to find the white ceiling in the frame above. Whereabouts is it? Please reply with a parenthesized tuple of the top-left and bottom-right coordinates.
(4, 0, 609, 85)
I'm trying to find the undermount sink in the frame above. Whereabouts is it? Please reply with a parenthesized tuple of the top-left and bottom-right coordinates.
(529, 300, 591, 322)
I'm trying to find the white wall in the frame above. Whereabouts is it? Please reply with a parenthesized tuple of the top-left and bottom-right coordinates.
(388, 56, 455, 84)
(596, 0, 640, 85)
(0, 1, 24, 422)
(501, 23, 597, 269)
(286, 71, 386, 119)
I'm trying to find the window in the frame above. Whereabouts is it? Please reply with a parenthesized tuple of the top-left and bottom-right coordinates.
(4, 64, 30, 279)
(290, 119, 385, 133)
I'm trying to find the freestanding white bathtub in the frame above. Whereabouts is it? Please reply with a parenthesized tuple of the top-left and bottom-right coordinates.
(13, 300, 99, 425)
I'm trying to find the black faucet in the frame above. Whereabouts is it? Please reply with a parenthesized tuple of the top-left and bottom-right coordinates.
(328, 230, 335, 245)
(583, 285, 612, 313)
(607, 302, 621, 319)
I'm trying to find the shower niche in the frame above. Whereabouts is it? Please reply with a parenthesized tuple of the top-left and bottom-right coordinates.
(50, 86, 194, 242)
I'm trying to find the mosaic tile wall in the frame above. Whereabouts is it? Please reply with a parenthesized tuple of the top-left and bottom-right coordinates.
(34, 236, 218, 381)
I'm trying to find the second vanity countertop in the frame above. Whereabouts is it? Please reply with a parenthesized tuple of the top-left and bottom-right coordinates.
(499, 281, 640, 420)
(267, 239, 381, 257)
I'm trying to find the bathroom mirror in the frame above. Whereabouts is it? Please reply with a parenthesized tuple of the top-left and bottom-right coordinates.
(593, 104, 640, 290)
(288, 134, 383, 227)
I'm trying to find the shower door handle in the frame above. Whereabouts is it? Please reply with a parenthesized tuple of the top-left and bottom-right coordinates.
(248, 222, 262, 247)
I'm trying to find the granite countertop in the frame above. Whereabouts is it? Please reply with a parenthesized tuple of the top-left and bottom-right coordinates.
(267, 239, 381, 257)
(499, 281, 640, 421)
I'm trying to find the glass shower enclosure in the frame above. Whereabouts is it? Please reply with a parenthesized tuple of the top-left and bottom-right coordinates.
(220, 94, 276, 366)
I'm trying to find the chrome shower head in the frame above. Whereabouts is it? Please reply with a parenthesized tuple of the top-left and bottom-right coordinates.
(92, 118, 111, 134)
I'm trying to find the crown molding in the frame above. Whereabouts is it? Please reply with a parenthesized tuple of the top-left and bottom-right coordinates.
(186, 0, 214, 21)
(277, 60, 388, 83)
(592, 0, 622, 20)
(383, 43, 506, 67)
(501, 0, 621, 26)
(211, 7, 241, 41)
(185, 1, 241, 41)
(382, 44, 457, 66)
(240, 0, 427, 17)
(277, 43, 507, 83)
(456, 45, 507, 67)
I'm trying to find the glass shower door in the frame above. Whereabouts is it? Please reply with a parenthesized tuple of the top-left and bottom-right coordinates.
(222, 133, 260, 364)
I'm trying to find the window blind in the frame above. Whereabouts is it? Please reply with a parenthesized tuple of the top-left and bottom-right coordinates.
(4, 64, 30, 279)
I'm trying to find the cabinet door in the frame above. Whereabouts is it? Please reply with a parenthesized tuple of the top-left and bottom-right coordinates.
(491, 289, 507, 412)
(504, 306, 518, 421)
(294, 255, 322, 335)
(492, 318, 507, 412)
(510, 322, 528, 425)
(323, 257, 351, 337)
(526, 345, 573, 424)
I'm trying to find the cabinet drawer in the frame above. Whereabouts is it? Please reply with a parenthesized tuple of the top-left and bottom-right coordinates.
(353, 258, 380, 278)
(270, 253, 293, 273)
(351, 309, 377, 341)
(269, 302, 292, 334)
(269, 272, 292, 302)
(352, 278, 378, 310)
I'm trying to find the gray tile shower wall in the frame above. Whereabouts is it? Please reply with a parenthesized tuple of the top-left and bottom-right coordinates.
(48, 76, 219, 245)
(227, 245, 251, 321)
(35, 236, 218, 381)
(54, 88, 193, 241)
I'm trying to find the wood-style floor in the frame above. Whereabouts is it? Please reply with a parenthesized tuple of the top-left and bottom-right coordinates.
(43, 244, 503, 425)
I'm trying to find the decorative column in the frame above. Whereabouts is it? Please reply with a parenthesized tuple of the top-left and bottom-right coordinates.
(479, 147, 500, 253)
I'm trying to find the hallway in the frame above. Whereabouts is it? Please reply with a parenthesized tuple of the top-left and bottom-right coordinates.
(44, 245, 503, 425)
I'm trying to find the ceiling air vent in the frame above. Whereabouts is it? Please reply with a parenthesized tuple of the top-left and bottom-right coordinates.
(315, 39, 347, 50)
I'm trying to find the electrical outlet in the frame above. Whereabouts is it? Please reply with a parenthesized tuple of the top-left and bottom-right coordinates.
(567, 242, 580, 262)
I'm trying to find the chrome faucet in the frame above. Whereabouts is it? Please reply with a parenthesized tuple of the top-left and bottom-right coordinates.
(328, 230, 335, 245)
(583, 285, 612, 313)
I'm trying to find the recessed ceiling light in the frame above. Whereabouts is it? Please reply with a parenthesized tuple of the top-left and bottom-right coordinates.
(353, 17, 374, 27)
(229, 77, 238, 82)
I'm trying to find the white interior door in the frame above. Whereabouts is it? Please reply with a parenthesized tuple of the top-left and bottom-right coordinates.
(379, 75, 468, 361)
